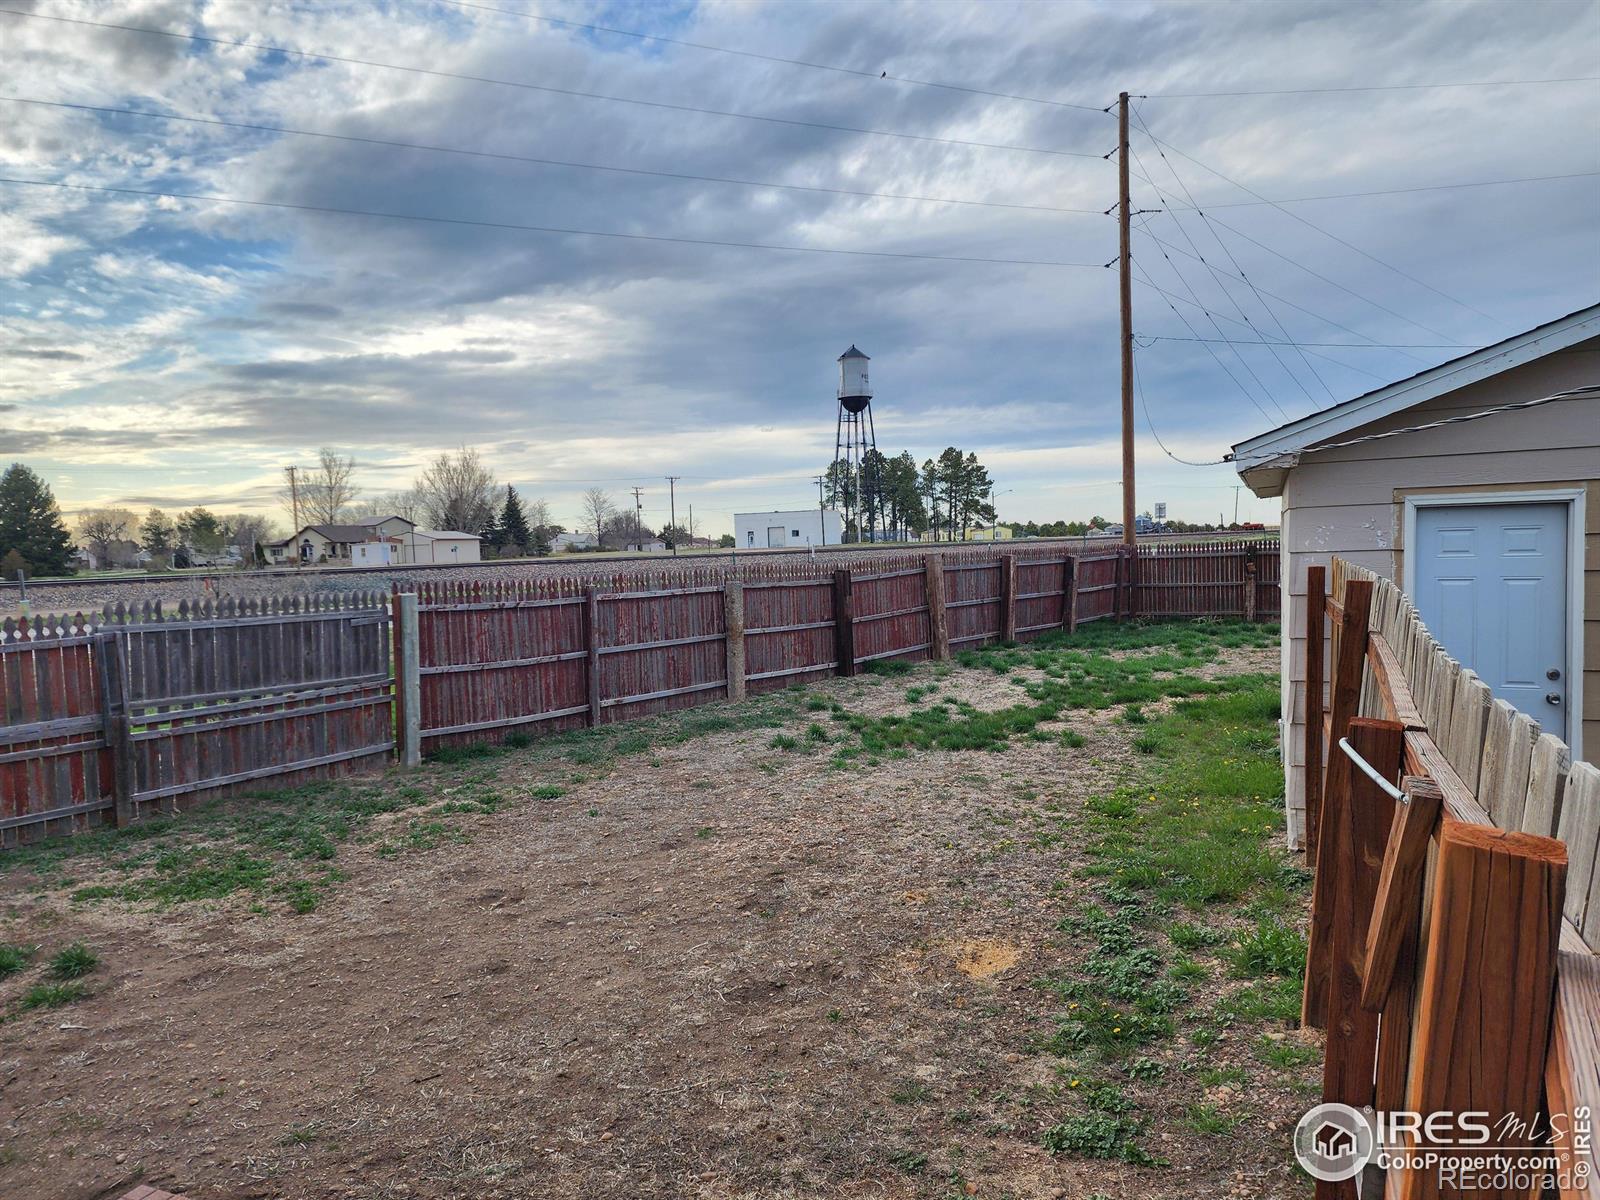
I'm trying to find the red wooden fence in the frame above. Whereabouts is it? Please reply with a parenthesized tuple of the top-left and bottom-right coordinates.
(0, 542, 1278, 843)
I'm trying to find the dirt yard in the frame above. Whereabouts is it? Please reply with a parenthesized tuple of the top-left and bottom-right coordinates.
(0, 622, 1317, 1199)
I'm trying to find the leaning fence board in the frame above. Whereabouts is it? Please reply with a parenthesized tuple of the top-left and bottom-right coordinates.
(1557, 764, 1600, 940)
(1521, 731, 1572, 839)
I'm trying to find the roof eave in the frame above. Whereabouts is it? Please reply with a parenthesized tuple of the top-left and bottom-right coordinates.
(1230, 303, 1600, 471)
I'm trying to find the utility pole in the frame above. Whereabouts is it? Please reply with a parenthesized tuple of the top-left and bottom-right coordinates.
(1233, 485, 1242, 526)
(813, 474, 828, 546)
(666, 476, 680, 556)
(630, 486, 645, 550)
(286, 464, 302, 567)
(1118, 90, 1136, 547)
(687, 503, 695, 547)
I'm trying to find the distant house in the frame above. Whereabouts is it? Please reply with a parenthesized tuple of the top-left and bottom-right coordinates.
(734, 509, 843, 549)
(75, 538, 146, 571)
(1232, 303, 1598, 845)
(401, 529, 481, 564)
(967, 525, 1015, 543)
(553, 532, 599, 552)
(265, 516, 416, 565)
(626, 539, 667, 554)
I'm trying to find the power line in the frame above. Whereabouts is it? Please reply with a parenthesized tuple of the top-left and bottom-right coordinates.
(1137, 334, 1474, 349)
(0, 175, 1108, 267)
(0, 95, 1101, 216)
(1138, 121, 1507, 329)
(1174, 171, 1600, 210)
(0, 8, 1106, 159)
(1125, 153, 1292, 419)
(1132, 347, 1231, 466)
(1272, 385, 1600, 457)
(1180, 209, 1484, 348)
(1133, 232, 1436, 362)
(1128, 110, 1331, 408)
(430, 0, 1111, 112)
(1144, 76, 1600, 98)
(1129, 248, 1284, 425)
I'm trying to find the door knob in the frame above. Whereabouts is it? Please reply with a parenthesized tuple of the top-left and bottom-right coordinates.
(1546, 693, 1562, 706)
(1548, 668, 1562, 681)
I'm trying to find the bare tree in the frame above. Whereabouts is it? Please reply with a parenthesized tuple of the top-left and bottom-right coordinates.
(279, 448, 358, 527)
(415, 448, 496, 533)
(580, 487, 616, 547)
(221, 513, 281, 557)
(76, 507, 135, 565)
(347, 490, 424, 524)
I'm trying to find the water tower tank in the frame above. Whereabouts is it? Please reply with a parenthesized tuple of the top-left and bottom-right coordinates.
(837, 345, 871, 414)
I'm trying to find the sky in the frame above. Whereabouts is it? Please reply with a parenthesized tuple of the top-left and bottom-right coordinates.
(1, 0, 1597, 537)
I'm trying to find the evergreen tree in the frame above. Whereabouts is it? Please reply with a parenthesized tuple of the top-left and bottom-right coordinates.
(0, 463, 73, 577)
(498, 486, 532, 553)
(139, 508, 177, 568)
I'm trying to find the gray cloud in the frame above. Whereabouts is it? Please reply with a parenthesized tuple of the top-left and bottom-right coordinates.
(1, 0, 1596, 526)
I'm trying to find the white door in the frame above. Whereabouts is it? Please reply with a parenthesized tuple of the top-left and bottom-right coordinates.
(766, 526, 787, 548)
(1413, 502, 1569, 740)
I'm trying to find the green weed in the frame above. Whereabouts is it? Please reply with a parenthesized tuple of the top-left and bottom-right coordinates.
(48, 943, 97, 980)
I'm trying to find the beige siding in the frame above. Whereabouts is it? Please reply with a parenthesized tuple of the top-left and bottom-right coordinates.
(1275, 337, 1600, 848)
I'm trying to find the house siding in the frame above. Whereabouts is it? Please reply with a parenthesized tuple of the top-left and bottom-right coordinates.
(1275, 336, 1599, 847)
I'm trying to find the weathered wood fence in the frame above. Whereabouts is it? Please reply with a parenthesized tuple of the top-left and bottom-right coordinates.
(1, 594, 394, 847)
(1303, 557, 1597, 1199)
(1, 541, 1277, 843)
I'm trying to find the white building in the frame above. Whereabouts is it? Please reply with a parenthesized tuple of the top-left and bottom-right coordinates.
(401, 529, 482, 564)
(734, 509, 843, 549)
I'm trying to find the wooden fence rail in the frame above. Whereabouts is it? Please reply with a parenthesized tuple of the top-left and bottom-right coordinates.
(1304, 558, 1595, 1199)
(0, 542, 1278, 843)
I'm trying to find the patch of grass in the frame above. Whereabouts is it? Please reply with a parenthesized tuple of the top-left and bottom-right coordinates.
(1185, 1102, 1244, 1135)
(864, 658, 916, 677)
(529, 784, 566, 800)
(0, 944, 33, 977)
(17, 980, 88, 1010)
(1042, 1112, 1162, 1166)
(1169, 922, 1227, 951)
(1229, 918, 1307, 980)
(1257, 1037, 1320, 1070)
(885, 1147, 927, 1173)
(1059, 729, 1087, 749)
(890, 1079, 933, 1105)
(48, 943, 97, 980)
(769, 733, 800, 751)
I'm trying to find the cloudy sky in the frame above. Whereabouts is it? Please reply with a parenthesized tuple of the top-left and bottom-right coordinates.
(1, 0, 1596, 536)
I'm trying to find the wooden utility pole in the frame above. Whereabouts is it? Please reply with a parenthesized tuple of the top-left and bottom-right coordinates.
(666, 475, 680, 556)
(286, 464, 302, 567)
(1117, 91, 1136, 547)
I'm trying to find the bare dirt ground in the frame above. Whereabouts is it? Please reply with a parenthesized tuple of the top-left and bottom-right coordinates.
(0, 639, 1315, 1200)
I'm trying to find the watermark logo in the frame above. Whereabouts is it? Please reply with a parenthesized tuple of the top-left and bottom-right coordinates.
(1294, 1103, 1376, 1182)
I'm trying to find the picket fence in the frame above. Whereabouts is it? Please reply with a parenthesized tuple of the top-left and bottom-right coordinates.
(1303, 558, 1597, 1200)
(0, 541, 1278, 844)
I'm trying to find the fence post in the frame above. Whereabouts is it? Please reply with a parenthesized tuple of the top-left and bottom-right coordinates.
(1243, 556, 1257, 622)
(1305, 565, 1327, 858)
(832, 569, 856, 676)
(924, 555, 949, 661)
(1314, 718, 1403, 1143)
(723, 580, 746, 701)
(999, 554, 1017, 643)
(96, 631, 136, 825)
(585, 587, 603, 725)
(1063, 556, 1077, 634)
(1304, 578, 1374, 1029)
(1398, 822, 1565, 1200)
(395, 592, 421, 767)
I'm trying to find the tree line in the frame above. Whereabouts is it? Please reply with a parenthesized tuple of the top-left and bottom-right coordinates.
(824, 447, 999, 542)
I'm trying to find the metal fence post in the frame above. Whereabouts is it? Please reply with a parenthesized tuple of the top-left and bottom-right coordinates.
(395, 592, 421, 767)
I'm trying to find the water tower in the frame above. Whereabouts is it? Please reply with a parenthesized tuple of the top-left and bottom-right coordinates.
(832, 345, 883, 540)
